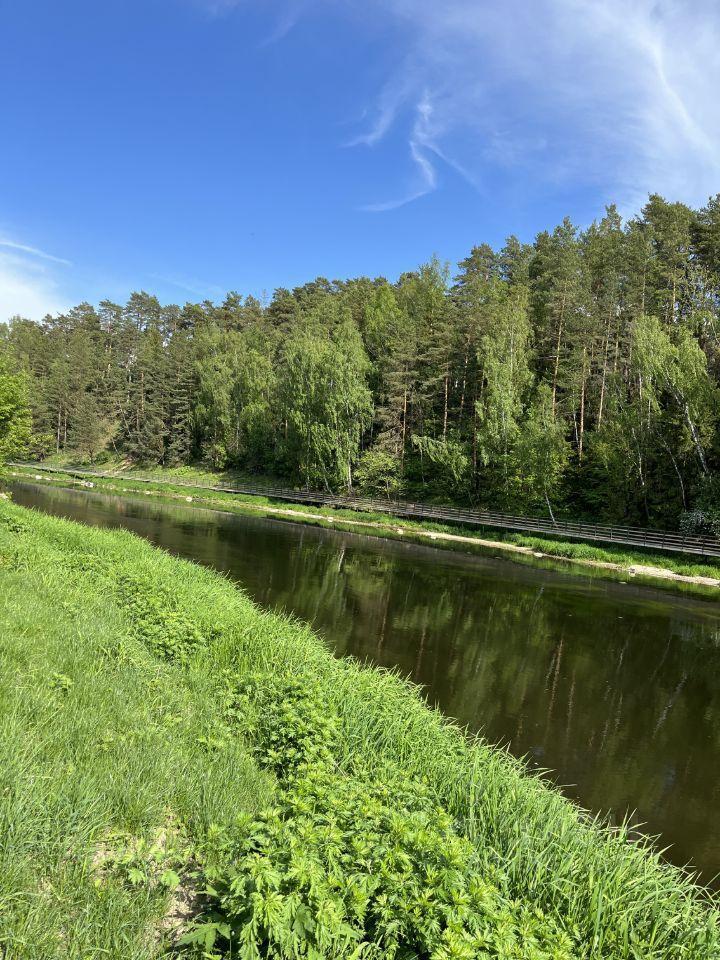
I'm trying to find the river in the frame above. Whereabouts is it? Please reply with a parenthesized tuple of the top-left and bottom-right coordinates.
(11, 480, 720, 887)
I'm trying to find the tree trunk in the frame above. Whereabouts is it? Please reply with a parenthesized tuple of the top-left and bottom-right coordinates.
(400, 384, 407, 469)
(442, 369, 449, 439)
(662, 440, 687, 509)
(578, 347, 587, 461)
(684, 402, 709, 474)
(551, 288, 567, 414)
(458, 345, 469, 425)
(597, 314, 612, 427)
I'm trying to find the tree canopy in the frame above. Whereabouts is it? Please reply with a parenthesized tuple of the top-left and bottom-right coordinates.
(4, 193, 720, 528)
(0, 355, 32, 475)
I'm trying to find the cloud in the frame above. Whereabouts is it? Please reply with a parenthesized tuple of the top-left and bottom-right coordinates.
(350, 0, 720, 213)
(195, 0, 312, 42)
(0, 233, 71, 321)
(360, 93, 439, 211)
(149, 273, 224, 300)
(0, 250, 68, 322)
(260, 0, 312, 43)
(193, 0, 244, 14)
(0, 238, 71, 266)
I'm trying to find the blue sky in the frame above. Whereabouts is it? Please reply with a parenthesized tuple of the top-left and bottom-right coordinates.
(2, 0, 720, 320)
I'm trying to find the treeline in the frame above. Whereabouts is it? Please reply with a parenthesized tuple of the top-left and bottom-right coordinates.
(4, 193, 720, 528)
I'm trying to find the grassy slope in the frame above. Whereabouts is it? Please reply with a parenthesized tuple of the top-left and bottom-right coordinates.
(0, 508, 273, 959)
(1, 500, 719, 957)
(12, 461, 720, 590)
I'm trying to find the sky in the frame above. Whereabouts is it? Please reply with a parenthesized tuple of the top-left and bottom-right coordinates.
(2, 0, 720, 321)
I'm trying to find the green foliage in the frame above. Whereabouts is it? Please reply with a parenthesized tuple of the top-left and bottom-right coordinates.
(355, 447, 402, 498)
(412, 435, 470, 497)
(193, 324, 276, 470)
(49, 671, 74, 694)
(508, 533, 720, 577)
(512, 385, 570, 517)
(474, 280, 533, 502)
(0, 504, 271, 957)
(8, 194, 720, 525)
(96, 830, 185, 893)
(681, 474, 720, 536)
(223, 673, 338, 782)
(276, 307, 373, 489)
(190, 676, 574, 960)
(2, 501, 719, 958)
(70, 391, 111, 463)
(0, 352, 32, 473)
(117, 573, 214, 663)
(190, 769, 574, 960)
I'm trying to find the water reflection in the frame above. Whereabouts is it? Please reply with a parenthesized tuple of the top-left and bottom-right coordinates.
(12, 482, 720, 885)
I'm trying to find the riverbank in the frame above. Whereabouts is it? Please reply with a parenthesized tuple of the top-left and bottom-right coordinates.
(10, 462, 720, 598)
(1, 500, 719, 958)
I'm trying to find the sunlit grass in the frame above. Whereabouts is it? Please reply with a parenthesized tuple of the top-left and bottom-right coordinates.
(0, 512, 271, 958)
(506, 533, 720, 578)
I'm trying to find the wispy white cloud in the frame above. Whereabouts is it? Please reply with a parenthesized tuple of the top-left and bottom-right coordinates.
(0, 248, 69, 322)
(192, 0, 244, 14)
(349, 0, 720, 213)
(0, 238, 71, 266)
(345, 65, 417, 149)
(260, 0, 313, 43)
(194, 0, 313, 42)
(360, 92, 439, 211)
(149, 273, 224, 300)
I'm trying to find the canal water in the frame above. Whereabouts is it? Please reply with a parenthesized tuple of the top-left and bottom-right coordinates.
(12, 481, 720, 886)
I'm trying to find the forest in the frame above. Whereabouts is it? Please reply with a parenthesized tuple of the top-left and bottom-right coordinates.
(3, 193, 720, 530)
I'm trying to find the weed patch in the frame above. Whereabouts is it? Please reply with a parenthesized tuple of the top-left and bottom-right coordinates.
(187, 677, 576, 959)
(117, 574, 213, 664)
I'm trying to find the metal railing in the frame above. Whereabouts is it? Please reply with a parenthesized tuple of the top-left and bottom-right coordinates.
(10, 462, 720, 560)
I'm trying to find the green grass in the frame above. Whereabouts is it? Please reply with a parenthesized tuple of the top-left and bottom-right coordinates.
(12, 461, 720, 590)
(0, 509, 272, 958)
(506, 533, 720, 579)
(1, 500, 719, 957)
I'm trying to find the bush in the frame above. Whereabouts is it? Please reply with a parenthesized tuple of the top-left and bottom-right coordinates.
(190, 769, 574, 960)
(679, 509, 720, 539)
(185, 676, 575, 959)
(117, 573, 212, 663)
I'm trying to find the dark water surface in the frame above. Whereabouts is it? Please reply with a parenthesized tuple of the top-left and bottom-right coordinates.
(12, 481, 720, 885)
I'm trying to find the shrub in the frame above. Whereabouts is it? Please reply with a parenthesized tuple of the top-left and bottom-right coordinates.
(117, 573, 211, 663)
(186, 676, 575, 959)
(679, 509, 720, 539)
(189, 767, 575, 960)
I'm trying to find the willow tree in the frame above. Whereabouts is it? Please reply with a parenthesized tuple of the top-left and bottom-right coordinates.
(475, 280, 533, 505)
(194, 323, 277, 469)
(513, 384, 570, 520)
(277, 306, 372, 490)
(0, 354, 32, 476)
(593, 314, 718, 521)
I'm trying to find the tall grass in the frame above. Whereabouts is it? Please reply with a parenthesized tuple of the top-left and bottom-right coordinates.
(0, 509, 272, 958)
(1, 500, 719, 957)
